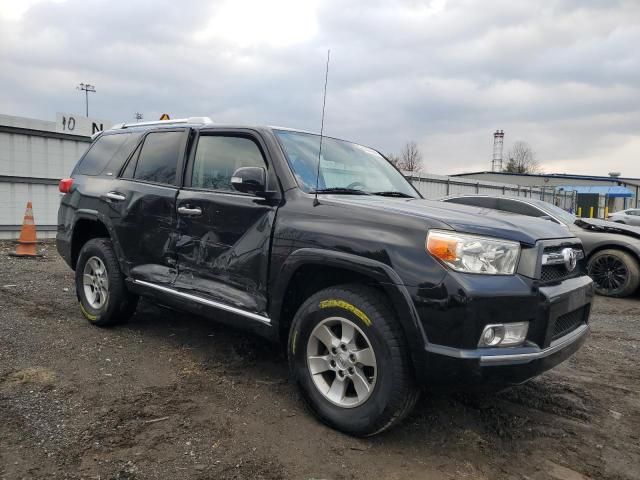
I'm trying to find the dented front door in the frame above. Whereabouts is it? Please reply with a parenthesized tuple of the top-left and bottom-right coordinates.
(173, 133, 276, 316)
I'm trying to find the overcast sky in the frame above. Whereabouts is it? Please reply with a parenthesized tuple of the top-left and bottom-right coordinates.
(1, 0, 639, 176)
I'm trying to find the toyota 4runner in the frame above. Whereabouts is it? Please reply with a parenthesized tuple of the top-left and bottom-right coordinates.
(57, 117, 593, 436)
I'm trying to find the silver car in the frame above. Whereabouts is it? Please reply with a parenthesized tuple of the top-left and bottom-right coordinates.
(608, 208, 640, 226)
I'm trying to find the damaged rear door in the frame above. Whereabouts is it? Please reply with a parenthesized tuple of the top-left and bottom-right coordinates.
(173, 130, 278, 317)
(112, 128, 190, 284)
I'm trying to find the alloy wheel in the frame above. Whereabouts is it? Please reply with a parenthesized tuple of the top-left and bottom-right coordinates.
(589, 254, 628, 292)
(83, 256, 109, 309)
(306, 317, 377, 408)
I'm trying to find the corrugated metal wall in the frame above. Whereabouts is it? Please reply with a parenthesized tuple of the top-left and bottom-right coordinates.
(0, 114, 90, 239)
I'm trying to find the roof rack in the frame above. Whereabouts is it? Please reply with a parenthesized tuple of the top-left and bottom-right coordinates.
(111, 116, 213, 129)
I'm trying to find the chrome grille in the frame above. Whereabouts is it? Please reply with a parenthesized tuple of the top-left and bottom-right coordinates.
(540, 245, 583, 284)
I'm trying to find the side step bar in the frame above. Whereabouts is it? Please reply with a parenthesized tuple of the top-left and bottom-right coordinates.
(133, 279, 271, 326)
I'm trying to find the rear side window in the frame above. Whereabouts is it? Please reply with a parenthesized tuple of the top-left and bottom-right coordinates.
(130, 131, 185, 185)
(446, 197, 500, 210)
(191, 136, 266, 191)
(75, 133, 141, 176)
(497, 199, 545, 217)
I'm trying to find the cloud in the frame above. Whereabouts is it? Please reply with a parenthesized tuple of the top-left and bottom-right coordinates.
(0, 0, 639, 177)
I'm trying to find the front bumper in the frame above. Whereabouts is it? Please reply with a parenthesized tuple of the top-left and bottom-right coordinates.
(413, 274, 593, 389)
(426, 322, 588, 366)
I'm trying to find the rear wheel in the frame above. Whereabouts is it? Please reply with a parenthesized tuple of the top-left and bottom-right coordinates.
(288, 284, 419, 436)
(587, 249, 640, 297)
(75, 238, 138, 326)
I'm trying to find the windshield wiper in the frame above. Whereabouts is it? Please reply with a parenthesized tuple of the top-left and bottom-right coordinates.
(372, 191, 414, 198)
(312, 188, 371, 195)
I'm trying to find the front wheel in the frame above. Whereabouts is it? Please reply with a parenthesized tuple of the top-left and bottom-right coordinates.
(587, 249, 640, 297)
(288, 284, 419, 436)
(75, 238, 138, 326)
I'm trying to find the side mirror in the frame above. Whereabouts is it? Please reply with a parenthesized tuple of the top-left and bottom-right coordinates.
(231, 166, 266, 195)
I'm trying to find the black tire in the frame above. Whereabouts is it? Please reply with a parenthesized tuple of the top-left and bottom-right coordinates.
(288, 284, 419, 436)
(614, 220, 626, 224)
(75, 238, 138, 326)
(587, 249, 640, 297)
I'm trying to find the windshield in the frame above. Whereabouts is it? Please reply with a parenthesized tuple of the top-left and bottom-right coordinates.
(541, 202, 577, 225)
(274, 130, 418, 197)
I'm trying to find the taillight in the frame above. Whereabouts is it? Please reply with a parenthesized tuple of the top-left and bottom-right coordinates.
(59, 178, 74, 193)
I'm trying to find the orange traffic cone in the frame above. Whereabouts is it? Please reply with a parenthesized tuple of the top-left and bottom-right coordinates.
(11, 201, 40, 257)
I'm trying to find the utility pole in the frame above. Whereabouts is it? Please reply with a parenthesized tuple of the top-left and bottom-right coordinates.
(134, 112, 144, 122)
(77, 83, 96, 117)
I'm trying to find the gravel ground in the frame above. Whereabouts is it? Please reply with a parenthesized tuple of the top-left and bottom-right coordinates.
(1, 240, 639, 480)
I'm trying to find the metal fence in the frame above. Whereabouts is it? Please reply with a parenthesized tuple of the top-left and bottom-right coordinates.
(406, 172, 577, 211)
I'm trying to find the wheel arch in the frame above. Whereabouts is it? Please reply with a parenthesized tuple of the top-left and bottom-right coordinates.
(70, 210, 126, 273)
(586, 243, 640, 296)
(270, 248, 427, 366)
(586, 242, 640, 265)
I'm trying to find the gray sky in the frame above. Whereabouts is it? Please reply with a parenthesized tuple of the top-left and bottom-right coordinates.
(1, 0, 639, 176)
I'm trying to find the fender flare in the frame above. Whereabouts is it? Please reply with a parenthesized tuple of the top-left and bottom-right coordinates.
(585, 239, 640, 263)
(270, 248, 428, 365)
(71, 209, 129, 275)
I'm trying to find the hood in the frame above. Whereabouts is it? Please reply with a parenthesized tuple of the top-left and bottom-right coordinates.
(575, 218, 640, 240)
(321, 195, 574, 245)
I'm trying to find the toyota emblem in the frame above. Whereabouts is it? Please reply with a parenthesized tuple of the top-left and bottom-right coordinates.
(562, 248, 578, 272)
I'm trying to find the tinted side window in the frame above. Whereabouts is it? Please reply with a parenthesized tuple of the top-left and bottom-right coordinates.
(121, 143, 141, 179)
(191, 136, 266, 191)
(75, 133, 141, 176)
(133, 131, 184, 185)
(446, 197, 500, 209)
(497, 199, 545, 217)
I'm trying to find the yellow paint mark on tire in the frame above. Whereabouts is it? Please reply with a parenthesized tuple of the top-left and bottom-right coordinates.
(291, 329, 298, 354)
(319, 299, 372, 327)
(79, 302, 97, 321)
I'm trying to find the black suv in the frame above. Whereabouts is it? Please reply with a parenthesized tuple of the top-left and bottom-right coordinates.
(57, 117, 593, 436)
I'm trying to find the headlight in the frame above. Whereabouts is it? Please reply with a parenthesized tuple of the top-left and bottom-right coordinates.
(426, 230, 520, 275)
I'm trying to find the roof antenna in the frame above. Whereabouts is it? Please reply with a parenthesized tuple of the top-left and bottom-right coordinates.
(314, 49, 330, 207)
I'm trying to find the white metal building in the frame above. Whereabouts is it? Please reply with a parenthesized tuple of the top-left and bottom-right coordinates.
(0, 113, 94, 239)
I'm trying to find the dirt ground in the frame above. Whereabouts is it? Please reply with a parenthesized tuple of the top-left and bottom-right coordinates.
(1, 241, 639, 480)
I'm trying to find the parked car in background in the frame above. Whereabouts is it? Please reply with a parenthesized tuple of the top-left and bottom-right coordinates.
(608, 208, 640, 226)
(442, 195, 640, 298)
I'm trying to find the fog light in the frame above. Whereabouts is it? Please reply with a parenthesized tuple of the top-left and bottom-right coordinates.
(478, 322, 529, 347)
(482, 327, 500, 346)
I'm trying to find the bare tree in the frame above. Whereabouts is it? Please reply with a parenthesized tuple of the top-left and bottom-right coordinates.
(503, 141, 540, 174)
(399, 141, 423, 173)
(386, 153, 402, 168)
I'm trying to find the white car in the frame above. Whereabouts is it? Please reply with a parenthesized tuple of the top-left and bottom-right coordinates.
(608, 209, 640, 226)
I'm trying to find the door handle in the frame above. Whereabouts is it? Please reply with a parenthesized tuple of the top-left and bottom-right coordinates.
(178, 206, 202, 216)
(105, 192, 126, 201)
